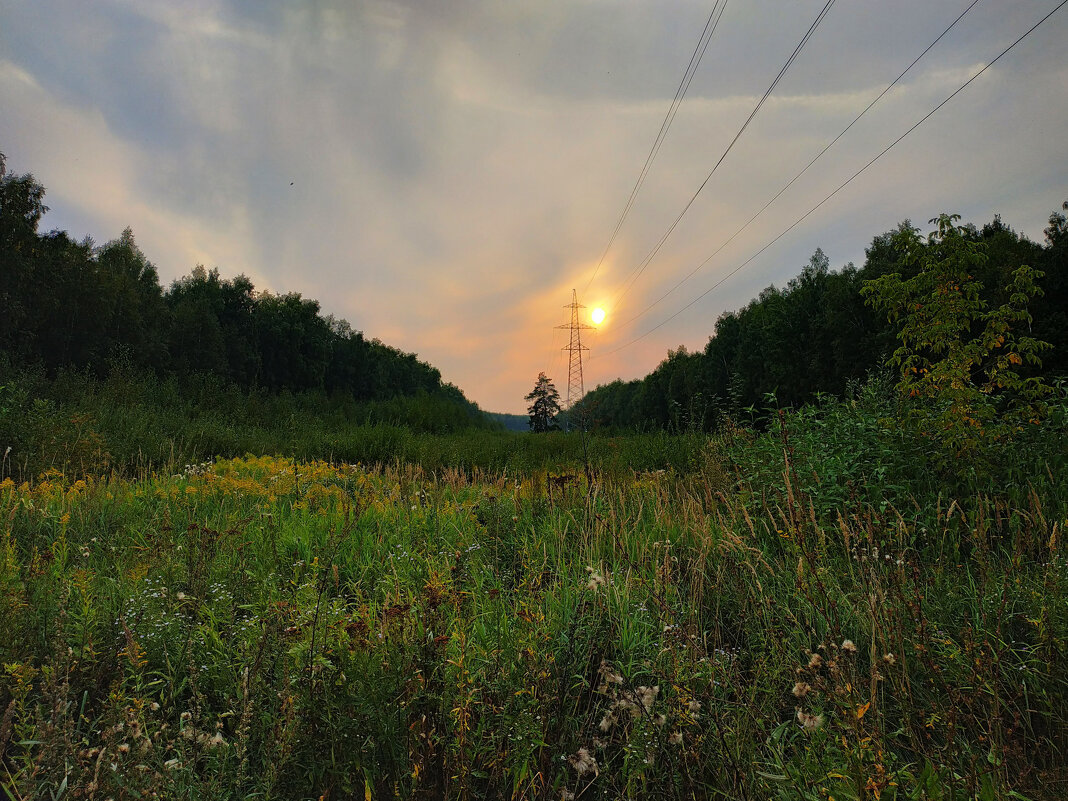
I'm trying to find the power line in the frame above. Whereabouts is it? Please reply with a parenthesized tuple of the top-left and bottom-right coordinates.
(596, 0, 1068, 360)
(583, 0, 730, 295)
(610, 0, 838, 309)
(617, 0, 983, 331)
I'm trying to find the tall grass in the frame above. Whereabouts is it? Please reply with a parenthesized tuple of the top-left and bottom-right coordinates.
(0, 364, 707, 481)
(1, 412, 1065, 799)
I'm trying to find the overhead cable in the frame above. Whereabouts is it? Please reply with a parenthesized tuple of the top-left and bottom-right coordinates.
(617, 0, 983, 331)
(596, 0, 1068, 359)
(583, 0, 730, 294)
(610, 0, 838, 309)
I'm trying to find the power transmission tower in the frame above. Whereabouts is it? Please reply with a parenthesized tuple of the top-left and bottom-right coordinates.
(556, 289, 593, 428)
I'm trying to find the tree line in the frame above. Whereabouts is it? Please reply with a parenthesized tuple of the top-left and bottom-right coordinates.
(0, 152, 483, 420)
(577, 205, 1068, 432)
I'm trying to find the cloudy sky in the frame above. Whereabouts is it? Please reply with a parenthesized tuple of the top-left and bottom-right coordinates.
(2, 0, 1066, 412)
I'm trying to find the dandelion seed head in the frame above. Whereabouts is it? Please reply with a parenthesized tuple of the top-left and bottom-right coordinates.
(567, 747, 599, 777)
(796, 708, 824, 732)
(636, 685, 659, 712)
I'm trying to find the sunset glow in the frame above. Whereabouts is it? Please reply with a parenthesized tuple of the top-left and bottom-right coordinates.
(592, 307, 606, 325)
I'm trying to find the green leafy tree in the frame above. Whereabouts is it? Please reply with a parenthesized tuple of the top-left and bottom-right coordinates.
(862, 213, 1052, 466)
(1035, 200, 1068, 375)
(253, 291, 333, 391)
(0, 153, 49, 355)
(525, 372, 561, 433)
(95, 228, 169, 370)
(167, 265, 228, 375)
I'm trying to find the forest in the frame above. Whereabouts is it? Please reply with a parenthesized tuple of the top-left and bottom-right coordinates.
(578, 205, 1068, 432)
(0, 153, 486, 429)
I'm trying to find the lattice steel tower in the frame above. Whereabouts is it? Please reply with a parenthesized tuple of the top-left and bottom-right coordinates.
(556, 289, 594, 414)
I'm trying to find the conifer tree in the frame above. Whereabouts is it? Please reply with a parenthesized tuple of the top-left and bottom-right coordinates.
(525, 373, 562, 433)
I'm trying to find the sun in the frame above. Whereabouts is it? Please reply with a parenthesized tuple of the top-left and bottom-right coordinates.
(591, 307, 606, 325)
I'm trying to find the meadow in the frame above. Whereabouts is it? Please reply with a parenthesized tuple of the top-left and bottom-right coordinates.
(0, 363, 703, 482)
(2, 383, 1066, 800)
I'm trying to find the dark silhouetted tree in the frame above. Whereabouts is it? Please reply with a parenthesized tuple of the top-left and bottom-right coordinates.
(525, 373, 561, 433)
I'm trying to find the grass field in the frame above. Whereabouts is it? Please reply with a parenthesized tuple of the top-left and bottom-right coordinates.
(2, 392, 1067, 799)
(0, 364, 707, 482)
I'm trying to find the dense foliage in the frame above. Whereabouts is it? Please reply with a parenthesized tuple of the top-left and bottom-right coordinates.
(0, 363, 516, 482)
(0, 153, 480, 418)
(0, 360, 705, 482)
(578, 207, 1068, 432)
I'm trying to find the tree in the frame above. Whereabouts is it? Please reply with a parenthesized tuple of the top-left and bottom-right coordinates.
(0, 153, 49, 355)
(95, 228, 168, 370)
(525, 373, 562, 433)
(253, 291, 333, 391)
(862, 213, 1052, 469)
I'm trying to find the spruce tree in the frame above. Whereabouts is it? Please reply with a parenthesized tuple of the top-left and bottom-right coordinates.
(525, 373, 562, 433)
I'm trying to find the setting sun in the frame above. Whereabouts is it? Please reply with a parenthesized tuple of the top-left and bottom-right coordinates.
(591, 307, 606, 325)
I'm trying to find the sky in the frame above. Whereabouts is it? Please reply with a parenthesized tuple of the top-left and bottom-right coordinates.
(2, 0, 1067, 413)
